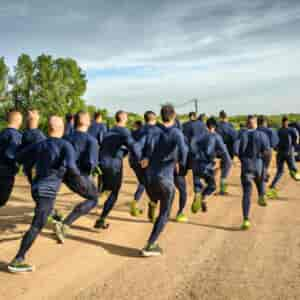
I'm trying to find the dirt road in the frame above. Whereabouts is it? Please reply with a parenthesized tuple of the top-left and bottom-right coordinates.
(1, 162, 300, 300)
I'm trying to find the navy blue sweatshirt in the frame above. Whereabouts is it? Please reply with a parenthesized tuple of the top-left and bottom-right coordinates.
(182, 120, 208, 144)
(17, 137, 80, 198)
(65, 130, 99, 176)
(21, 128, 46, 177)
(257, 127, 279, 149)
(190, 132, 231, 178)
(277, 127, 299, 155)
(88, 121, 108, 147)
(235, 129, 271, 174)
(144, 124, 188, 180)
(216, 121, 238, 157)
(99, 126, 141, 170)
(0, 128, 22, 176)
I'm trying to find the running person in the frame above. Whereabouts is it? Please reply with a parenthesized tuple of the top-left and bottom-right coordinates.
(257, 115, 279, 185)
(8, 116, 82, 273)
(129, 120, 145, 216)
(235, 115, 271, 230)
(54, 111, 100, 243)
(216, 110, 237, 195)
(94, 111, 141, 229)
(0, 110, 23, 208)
(268, 116, 300, 198)
(190, 117, 231, 213)
(140, 104, 188, 256)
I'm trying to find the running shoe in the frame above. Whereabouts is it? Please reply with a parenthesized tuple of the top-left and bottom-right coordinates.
(8, 258, 34, 273)
(141, 244, 163, 257)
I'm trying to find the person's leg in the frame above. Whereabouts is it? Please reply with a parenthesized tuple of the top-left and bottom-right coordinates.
(15, 197, 54, 259)
(203, 174, 217, 199)
(134, 183, 145, 202)
(241, 173, 253, 224)
(143, 179, 175, 256)
(97, 174, 104, 193)
(191, 172, 204, 214)
(63, 176, 99, 226)
(0, 176, 15, 207)
(174, 174, 187, 216)
(95, 169, 122, 228)
(193, 173, 203, 194)
(270, 153, 285, 189)
(144, 179, 159, 223)
(286, 153, 300, 180)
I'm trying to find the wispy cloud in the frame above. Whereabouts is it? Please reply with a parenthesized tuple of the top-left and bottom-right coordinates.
(1, 0, 300, 114)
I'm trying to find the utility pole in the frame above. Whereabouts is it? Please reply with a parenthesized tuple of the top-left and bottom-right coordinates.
(193, 98, 199, 115)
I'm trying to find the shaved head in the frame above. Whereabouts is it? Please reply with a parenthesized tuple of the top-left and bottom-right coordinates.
(7, 110, 23, 129)
(27, 110, 40, 129)
(48, 116, 65, 138)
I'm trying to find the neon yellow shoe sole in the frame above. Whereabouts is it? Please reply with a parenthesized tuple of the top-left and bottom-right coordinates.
(176, 213, 188, 223)
(191, 193, 202, 214)
(241, 220, 251, 230)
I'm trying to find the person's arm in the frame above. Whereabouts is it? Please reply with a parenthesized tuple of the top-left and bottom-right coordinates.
(260, 132, 272, 167)
(16, 142, 39, 165)
(176, 130, 188, 169)
(124, 129, 143, 161)
(5, 132, 22, 162)
(216, 135, 232, 179)
(86, 138, 99, 173)
(270, 129, 279, 149)
(64, 142, 81, 177)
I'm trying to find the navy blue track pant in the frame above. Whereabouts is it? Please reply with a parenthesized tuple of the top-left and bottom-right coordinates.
(241, 171, 265, 220)
(271, 152, 298, 188)
(100, 166, 123, 220)
(63, 175, 99, 226)
(16, 196, 55, 260)
(146, 177, 175, 245)
(192, 170, 216, 199)
(174, 174, 187, 214)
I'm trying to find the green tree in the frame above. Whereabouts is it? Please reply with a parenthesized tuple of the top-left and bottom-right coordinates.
(11, 54, 35, 110)
(33, 55, 87, 116)
(0, 57, 9, 99)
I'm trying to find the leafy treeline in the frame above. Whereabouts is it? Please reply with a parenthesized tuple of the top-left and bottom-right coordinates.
(0, 54, 104, 130)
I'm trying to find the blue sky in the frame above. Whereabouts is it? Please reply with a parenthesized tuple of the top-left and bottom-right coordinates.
(1, 0, 300, 114)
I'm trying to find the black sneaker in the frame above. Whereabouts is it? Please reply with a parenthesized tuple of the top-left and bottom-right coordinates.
(94, 218, 110, 229)
(141, 244, 163, 257)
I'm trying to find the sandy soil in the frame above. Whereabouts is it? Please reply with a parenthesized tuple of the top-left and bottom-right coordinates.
(0, 160, 300, 300)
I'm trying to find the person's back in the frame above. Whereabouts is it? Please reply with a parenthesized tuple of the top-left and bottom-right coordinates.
(0, 110, 23, 208)
(217, 116, 238, 158)
(191, 131, 227, 169)
(18, 137, 77, 196)
(88, 112, 108, 147)
(238, 129, 270, 171)
(257, 126, 278, 149)
(146, 124, 187, 180)
(0, 127, 23, 176)
(100, 126, 132, 161)
(22, 128, 45, 148)
(277, 127, 298, 154)
(184, 119, 207, 144)
(65, 130, 98, 176)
